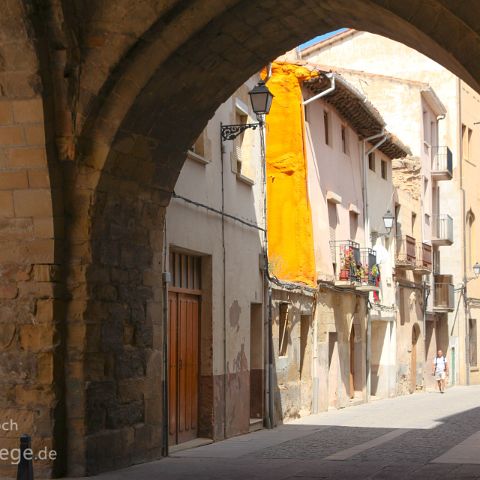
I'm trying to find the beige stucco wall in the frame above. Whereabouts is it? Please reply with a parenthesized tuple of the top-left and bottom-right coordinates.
(394, 185, 428, 394)
(316, 287, 367, 411)
(460, 81, 480, 384)
(166, 76, 266, 439)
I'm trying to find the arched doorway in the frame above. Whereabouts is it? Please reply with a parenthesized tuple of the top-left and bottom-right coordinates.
(350, 325, 355, 398)
(410, 324, 421, 393)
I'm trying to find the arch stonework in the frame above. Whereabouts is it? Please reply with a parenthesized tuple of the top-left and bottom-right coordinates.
(1, 0, 480, 476)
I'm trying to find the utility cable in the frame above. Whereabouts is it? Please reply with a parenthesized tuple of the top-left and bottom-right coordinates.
(172, 191, 265, 232)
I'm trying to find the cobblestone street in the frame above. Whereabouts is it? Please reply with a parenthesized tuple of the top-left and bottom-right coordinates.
(70, 386, 480, 479)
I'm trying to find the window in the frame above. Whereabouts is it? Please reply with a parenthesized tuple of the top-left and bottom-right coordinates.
(423, 110, 429, 144)
(279, 303, 289, 357)
(188, 131, 209, 164)
(470, 318, 477, 367)
(395, 204, 401, 236)
(170, 251, 201, 290)
(425, 213, 430, 231)
(467, 211, 476, 271)
(462, 124, 473, 161)
(431, 120, 437, 147)
(299, 315, 311, 378)
(328, 201, 337, 244)
(328, 201, 338, 271)
(433, 248, 440, 274)
(368, 152, 375, 171)
(190, 134, 205, 157)
(234, 110, 248, 174)
(323, 110, 330, 146)
(381, 159, 387, 180)
(411, 213, 417, 237)
(341, 125, 348, 154)
(349, 211, 358, 241)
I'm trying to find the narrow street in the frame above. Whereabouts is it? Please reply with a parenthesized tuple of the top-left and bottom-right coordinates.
(71, 386, 480, 480)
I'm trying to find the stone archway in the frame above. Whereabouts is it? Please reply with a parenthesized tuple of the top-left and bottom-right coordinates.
(2, 1, 480, 477)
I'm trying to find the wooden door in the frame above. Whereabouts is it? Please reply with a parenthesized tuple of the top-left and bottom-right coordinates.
(328, 332, 338, 408)
(349, 325, 355, 399)
(168, 294, 178, 444)
(168, 292, 200, 445)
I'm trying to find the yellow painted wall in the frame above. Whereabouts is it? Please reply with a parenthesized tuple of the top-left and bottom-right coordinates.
(266, 63, 316, 286)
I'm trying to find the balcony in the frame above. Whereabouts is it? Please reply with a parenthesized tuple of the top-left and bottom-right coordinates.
(432, 214, 454, 246)
(415, 242, 432, 274)
(357, 248, 379, 291)
(331, 240, 360, 286)
(330, 241, 378, 290)
(395, 235, 416, 269)
(431, 146, 453, 181)
(433, 274, 455, 312)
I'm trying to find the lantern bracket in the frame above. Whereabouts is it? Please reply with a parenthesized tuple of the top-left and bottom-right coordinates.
(220, 122, 262, 141)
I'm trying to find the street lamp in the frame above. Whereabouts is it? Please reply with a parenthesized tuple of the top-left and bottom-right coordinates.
(382, 209, 395, 234)
(371, 210, 395, 241)
(473, 262, 480, 278)
(248, 81, 274, 116)
(221, 80, 274, 141)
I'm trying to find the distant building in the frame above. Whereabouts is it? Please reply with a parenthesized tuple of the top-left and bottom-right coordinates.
(266, 62, 409, 419)
(303, 29, 480, 387)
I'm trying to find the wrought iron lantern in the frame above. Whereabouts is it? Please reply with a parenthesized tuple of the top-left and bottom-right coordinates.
(382, 209, 395, 233)
(221, 80, 274, 141)
(473, 262, 480, 278)
(248, 80, 274, 116)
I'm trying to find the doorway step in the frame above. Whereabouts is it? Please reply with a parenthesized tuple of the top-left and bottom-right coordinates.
(249, 418, 263, 433)
(169, 438, 213, 455)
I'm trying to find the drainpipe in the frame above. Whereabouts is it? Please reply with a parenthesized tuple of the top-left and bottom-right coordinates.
(257, 116, 274, 429)
(458, 79, 470, 385)
(264, 63, 272, 83)
(312, 294, 319, 414)
(362, 130, 386, 402)
(302, 73, 336, 106)
(258, 115, 276, 430)
(219, 123, 228, 438)
(161, 218, 170, 456)
(268, 289, 274, 427)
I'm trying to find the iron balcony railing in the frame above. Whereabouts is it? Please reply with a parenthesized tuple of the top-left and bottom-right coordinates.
(415, 242, 432, 273)
(395, 235, 416, 268)
(431, 146, 453, 179)
(432, 214, 453, 245)
(360, 248, 378, 286)
(330, 241, 378, 286)
(330, 240, 361, 283)
(433, 274, 455, 311)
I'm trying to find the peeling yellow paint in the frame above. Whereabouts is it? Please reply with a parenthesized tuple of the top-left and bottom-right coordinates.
(266, 62, 317, 286)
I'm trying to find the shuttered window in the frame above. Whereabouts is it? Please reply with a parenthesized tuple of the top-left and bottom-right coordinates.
(279, 303, 289, 357)
(170, 252, 201, 291)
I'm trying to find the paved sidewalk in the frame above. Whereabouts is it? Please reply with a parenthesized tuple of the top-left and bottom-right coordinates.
(71, 386, 480, 479)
